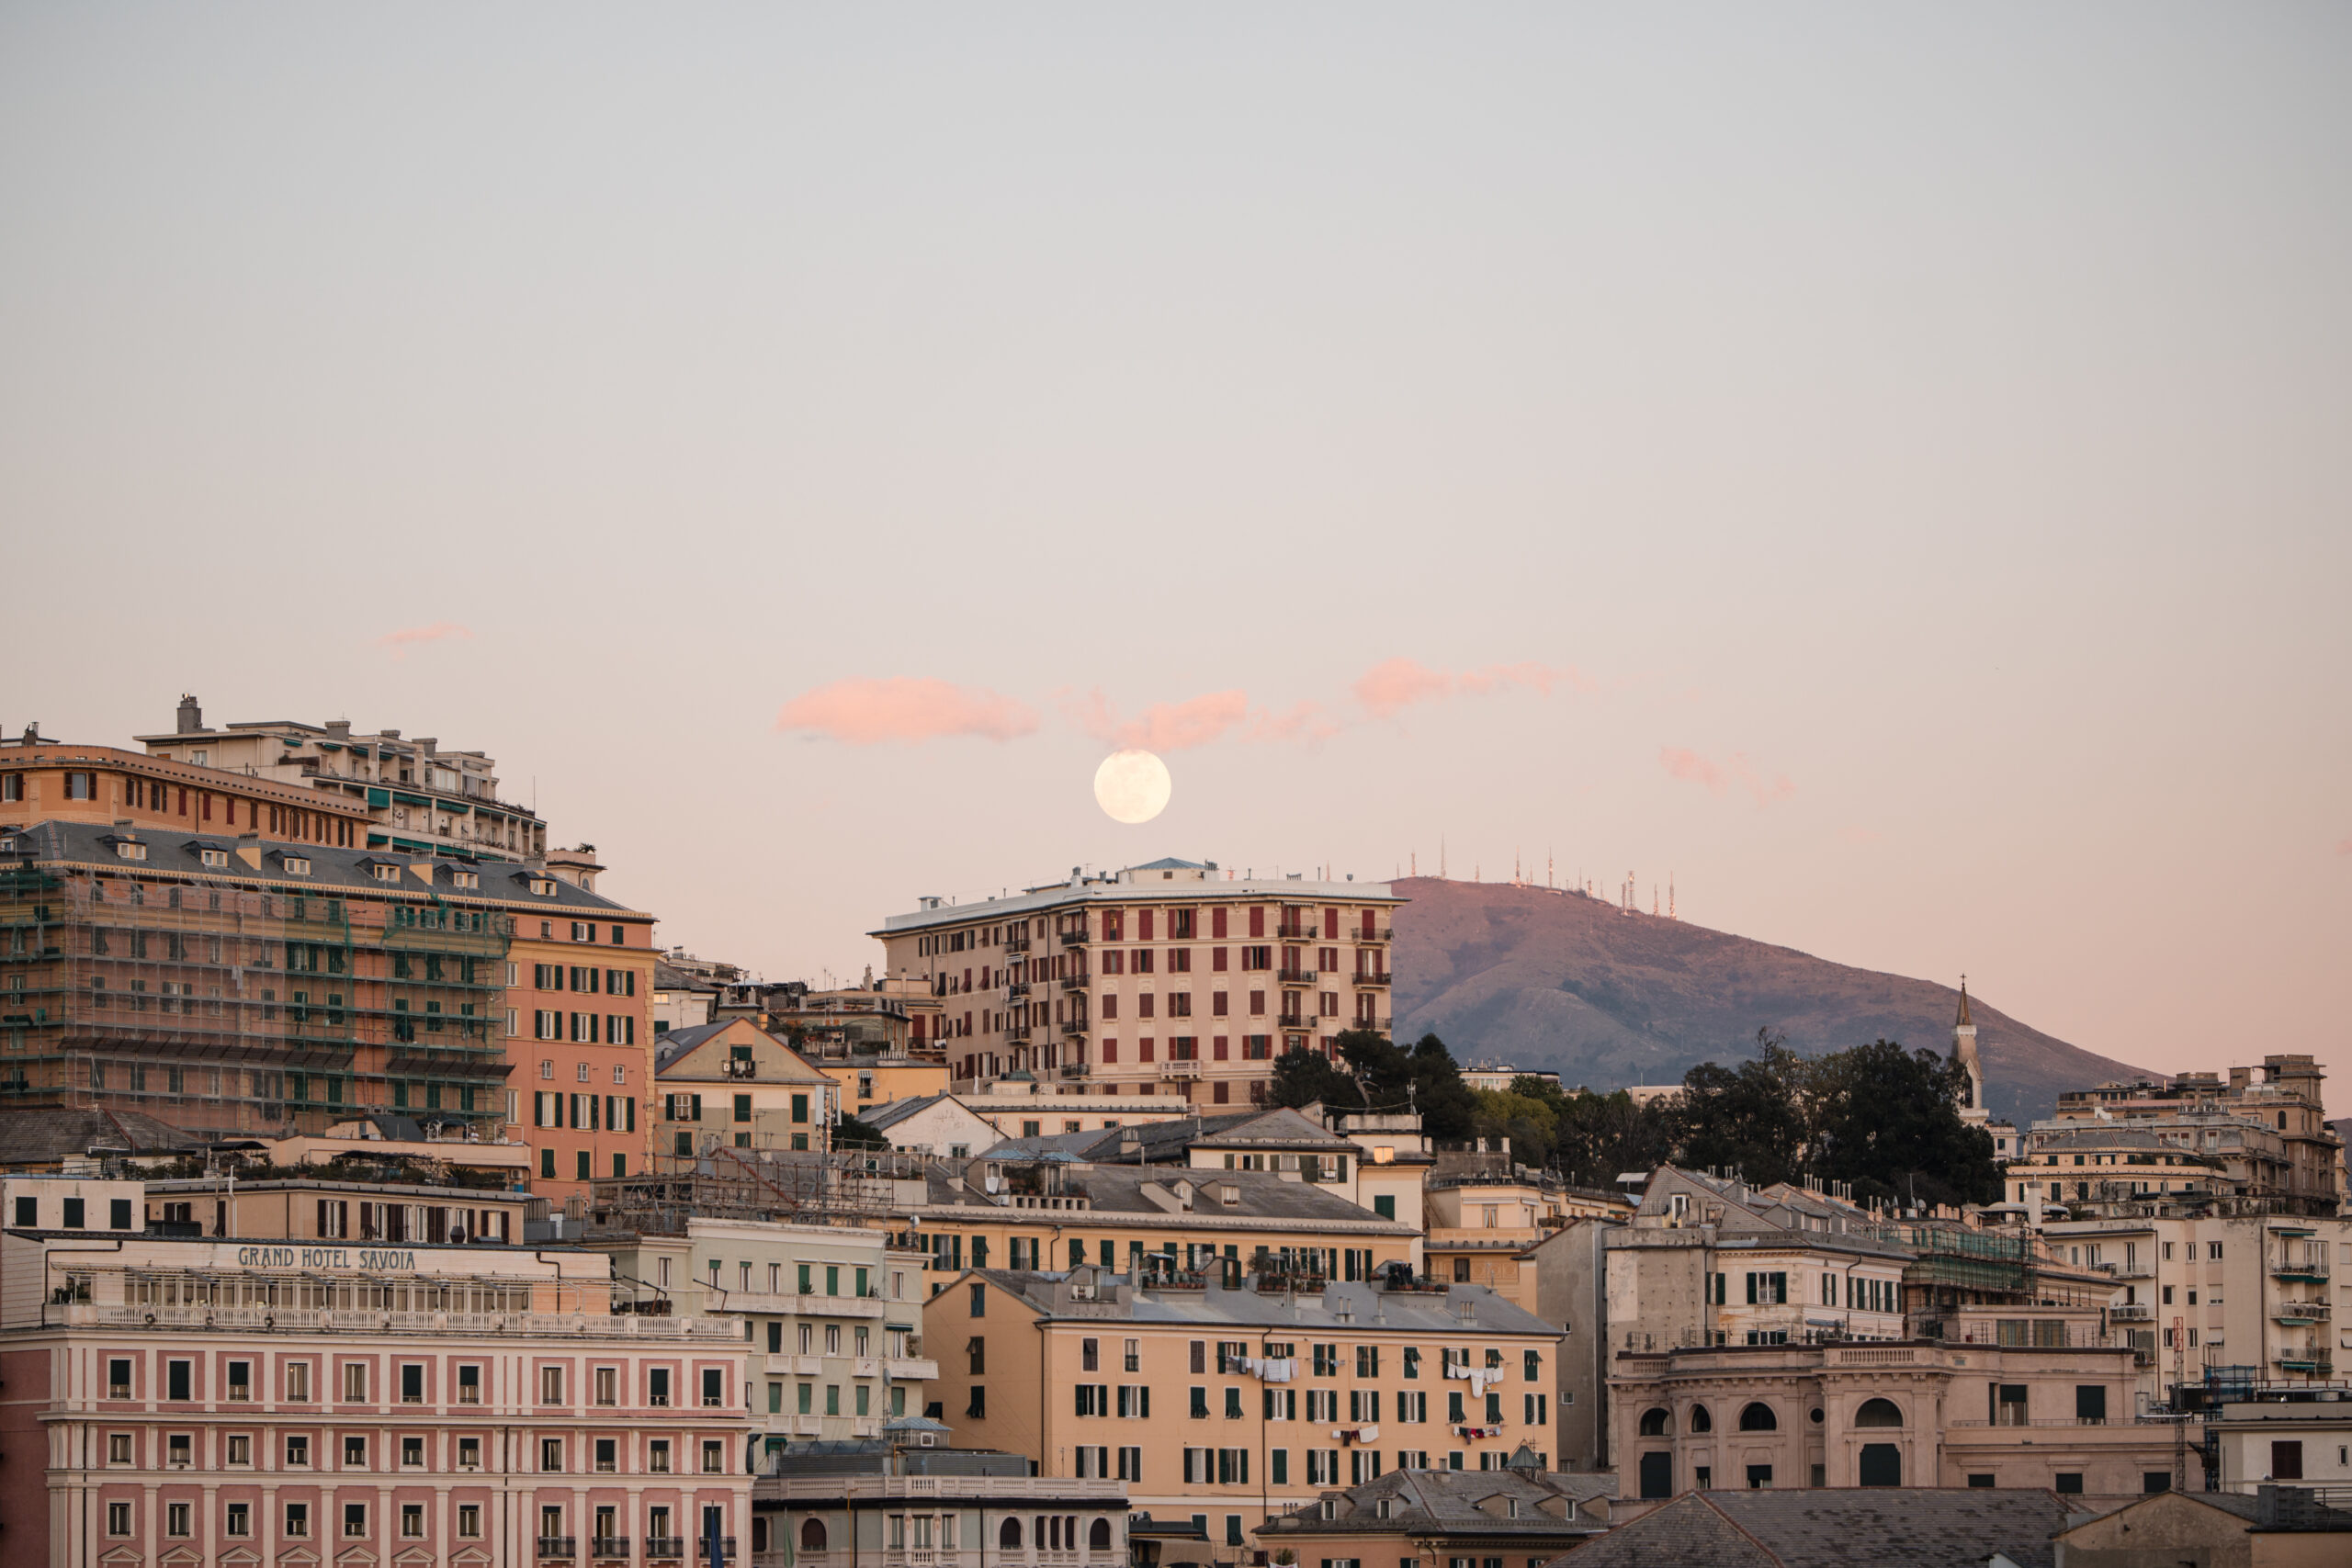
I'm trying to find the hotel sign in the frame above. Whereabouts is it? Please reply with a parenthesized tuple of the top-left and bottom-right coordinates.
(233, 1245, 419, 1272)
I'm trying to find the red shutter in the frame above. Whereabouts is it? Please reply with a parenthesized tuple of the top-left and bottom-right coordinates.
(1213, 908, 1228, 939)
(1250, 907, 1264, 939)
(1324, 908, 1338, 940)
(1139, 909, 1154, 942)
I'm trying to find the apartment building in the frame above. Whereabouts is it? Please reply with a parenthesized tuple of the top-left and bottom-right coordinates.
(956, 1076, 1196, 1136)
(860, 1093, 1004, 1156)
(652, 1021, 839, 1157)
(583, 1219, 937, 1465)
(0, 820, 651, 1145)
(511, 904, 658, 1200)
(140, 1172, 529, 1246)
(0, 735, 372, 846)
(137, 695, 549, 862)
(888, 1158, 1419, 1285)
(0, 1176, 752, 1567)
(1611, 1300, 2167, 1506)
(2004, 1125, 2221, 1213)
(1251, 1460, 1612, 1568)
(752, 1437, 1128, 1568)
(925, 1265, 1562, 1548)
(870, 858, 1403, 1105)
(2046, 1057, 2343, 1216)
(2040, 1213, 2351, 1398)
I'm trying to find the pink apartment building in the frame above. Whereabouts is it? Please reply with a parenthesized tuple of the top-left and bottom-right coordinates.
(0, 1177, 752, 1568)
(870, 859, 1403, 1107)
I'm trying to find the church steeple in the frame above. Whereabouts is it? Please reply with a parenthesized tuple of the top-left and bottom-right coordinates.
(1951, 974, 1987, 1123)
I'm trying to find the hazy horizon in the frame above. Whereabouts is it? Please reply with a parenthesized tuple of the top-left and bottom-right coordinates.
(5, 6, 2346, 1101)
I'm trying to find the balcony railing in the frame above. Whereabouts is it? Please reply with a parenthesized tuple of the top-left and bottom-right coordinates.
(537, 1538, 577, 1561)
(1351, 970, 1391, 987)
(1059, 975, 1088, 990)
(2274, 1300, 2332, 1324)
(1159, 1061, 1202, 1079)
(1005, 982, 1031, 1000)
(2269, 1250, 2330, 1282)
(1059, 1019, 1087, 1036)
(1058, 1063, 1090, 1078)
(2109, 1303, 2154, 1322)
(1058, 929, 1091, 946)
(646, 1540, 685, 1561)
(592, 1539, 631, 1560)
(1276, 967, 1314, 985)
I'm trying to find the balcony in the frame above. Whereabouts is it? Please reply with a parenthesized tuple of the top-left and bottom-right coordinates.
(1058, 929, 1091, 946)
(764, 1353, 824, 1375)
(1277, 1016, 1306, 1031)
(885, 1356, 940, 1381)
(537, 1539, 577, 1562)
(1352, 970, 1392, 987)
(2270, 1249, 2331, 1283)
(1058, 1063, 1091, 1079)
(1159, 1060, 1202, 1079)
(2109, 1303, 2153, 1322)
(1005, 982, 1031, 1000)
(1363, 926, 1395, 942)
(1059, 975, 1088, 991)
(592, 1540, 632, 1561)
(646, 1541, 685, 1562)
(2274, 1300, 2332, 1325)
(1276, 967, 1314, 985)
(1060, 1019, 1087, 1036)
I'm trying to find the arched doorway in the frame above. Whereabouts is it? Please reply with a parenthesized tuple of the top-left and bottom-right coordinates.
(1001, 1518, 1023, 1549)
(801, 1519, 829, 1552)
(1859, 1443, 1902, 1486)
(1090, 1519, 1114, 1550)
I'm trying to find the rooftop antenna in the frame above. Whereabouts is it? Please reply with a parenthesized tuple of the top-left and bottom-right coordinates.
(1440, 837, 1446, 879)
(1669, 874, 1677, 919)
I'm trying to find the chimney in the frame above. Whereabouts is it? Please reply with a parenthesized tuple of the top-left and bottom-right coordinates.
(417, 738, 438, 759)
(175, 694, 203, 734)
(326, 719, 351, 739)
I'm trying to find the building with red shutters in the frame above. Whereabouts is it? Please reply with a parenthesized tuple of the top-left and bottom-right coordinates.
(870, 860, 1403, 1108)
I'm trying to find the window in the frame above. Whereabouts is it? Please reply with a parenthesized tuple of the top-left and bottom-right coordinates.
(343, 1360, 368, 1402)
(541, 1364, 566, 1404)
(401, 1362, 424, 1403)
(401, 1505, 425, 1539)
(458, 1362, 481, 1404)
(287, 1434, 311, 1467)
(459, 1506, 482, 1539)
(226, 1502, 251, 1537)
(106, 1500, 133, 1538)
(703, 1367, 725, 1407)
(344, 1502, 368, 1539)
(402, 1435, 424, 1466)
(345, 1435, 368, 1466)
(107, 1358, 132, 1399)
(704, 1440, 725, 1473)
(166, 1359, 191, 1401)
(542, 1437, 564, 1472)
(650, 1440, 672, 1472)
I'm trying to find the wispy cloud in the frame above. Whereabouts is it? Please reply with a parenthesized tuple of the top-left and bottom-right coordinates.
(377, 621, 472, 660)
(776, 677, 1040, 744)
(1061, 687, 1342, 750)
(1353, 658, 1577, 719)
(1660, 745, 1795, 807)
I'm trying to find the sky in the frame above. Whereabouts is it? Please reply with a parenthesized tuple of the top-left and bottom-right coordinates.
(3, 6, 2347, 1098)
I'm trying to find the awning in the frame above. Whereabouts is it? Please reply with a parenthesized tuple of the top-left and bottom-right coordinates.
(367, 788, 390, 808)
(392, 792, 431, 807)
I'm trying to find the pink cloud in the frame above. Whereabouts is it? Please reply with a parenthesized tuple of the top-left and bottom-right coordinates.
(1354, 658, 1576, 719)
(1659, 745, 1795, 807)
(377, 621, 472, 660)
(775, 678, 1039, 744)
(1245, 700, 1342, 744)
(1061, 687, 1340, 750)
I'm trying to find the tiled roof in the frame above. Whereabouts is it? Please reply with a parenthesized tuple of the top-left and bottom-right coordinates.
(1261, 1466, 1612, 1540)
(968, 1269, 1558, 1336)
(1545, 1489, 2071, 1568)
(0, 1108, 203, 1165)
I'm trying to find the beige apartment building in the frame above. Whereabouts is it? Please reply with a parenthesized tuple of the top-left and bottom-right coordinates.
(137, 694, 550, 863)
(2047, 1057, 2343, 1216)
(869, 858, 1402, 1106)
(2041, 1212, 2350, 1397)
(652, 1021, 839, 1156)
(924, 1264, 1562, 1551)
(956, 1077, 1196, 1137)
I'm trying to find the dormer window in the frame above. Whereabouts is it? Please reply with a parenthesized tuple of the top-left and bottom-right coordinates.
(451, 871, 478, 889)
(198, 849, 227, 868)
(530, 878, 557, 897)
(371, 864, 401, 883)
(283, 857, 311, 876)
(115, 841, 147, 862)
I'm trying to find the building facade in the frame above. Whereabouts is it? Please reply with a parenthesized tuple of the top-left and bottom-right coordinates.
(869, 859, 1402, 1107)
(0, 1179, 752, 1568)
(924, 1265, 1562, 1548)
(652, 1021, 839, 1159)
(752, 1439, 1127, 1568)
(136, 696, 549, 863)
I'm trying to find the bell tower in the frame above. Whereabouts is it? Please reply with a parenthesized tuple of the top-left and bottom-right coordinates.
(1952, 976, 1988, 1125)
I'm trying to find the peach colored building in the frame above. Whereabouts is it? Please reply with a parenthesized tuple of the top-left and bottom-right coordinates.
(0, 1177, 752, 1568)
(0, 736, 370, 847)
(923, 1264, 1561, 1550)
(870, 859, 1402, 1109)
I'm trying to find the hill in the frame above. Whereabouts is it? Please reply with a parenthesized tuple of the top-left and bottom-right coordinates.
(1387, 876, 2150, 1126)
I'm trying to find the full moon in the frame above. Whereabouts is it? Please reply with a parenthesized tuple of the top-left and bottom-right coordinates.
(1093, 749, 1172, 825)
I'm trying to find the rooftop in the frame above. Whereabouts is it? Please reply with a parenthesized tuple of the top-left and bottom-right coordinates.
(964, 1268, 1558, 1336)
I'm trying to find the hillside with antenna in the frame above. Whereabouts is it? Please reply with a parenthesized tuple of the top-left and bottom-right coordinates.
(1389, 875, 2152, 1125)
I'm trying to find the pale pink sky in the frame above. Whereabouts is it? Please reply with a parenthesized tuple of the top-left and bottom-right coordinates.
(3, 7, 2346, 1102)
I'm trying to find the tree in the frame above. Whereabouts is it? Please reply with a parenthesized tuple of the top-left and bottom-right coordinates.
(1806, 1039, 2000, 1207)
(1267, 1047, 1363, 1112)
(833, 1111, 891, 1151)
(1671, 1030, 1810, 1188)
(1471, 1087, 1562, 1168)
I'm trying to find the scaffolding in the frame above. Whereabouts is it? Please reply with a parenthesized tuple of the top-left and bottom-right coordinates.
(0, 852, 511, 1141)
(584, 1146, 933, 1237)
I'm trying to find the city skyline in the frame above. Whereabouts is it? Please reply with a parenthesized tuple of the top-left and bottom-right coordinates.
(4, 6, 2346, 1093)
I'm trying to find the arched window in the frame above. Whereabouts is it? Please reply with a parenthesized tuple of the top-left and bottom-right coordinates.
(1638, 1406, 1670, 1437)
(1688, 1404, 1713, 1434)
(1090, 1519, 1113, 1551)
(1854, 1398, 1904, 1428)
(801, 1520, 828, 1552)
(1000, 1519, 1023, 1550)
(1738, 1402, 1778, 1432)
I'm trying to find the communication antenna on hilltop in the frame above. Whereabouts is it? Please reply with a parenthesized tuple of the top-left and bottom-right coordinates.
(1410, 851, 1417, 876)
(1669, 874, 1677, 919)
(1652, 886, 1659, 916)
(1440, 837, 1447, 879)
